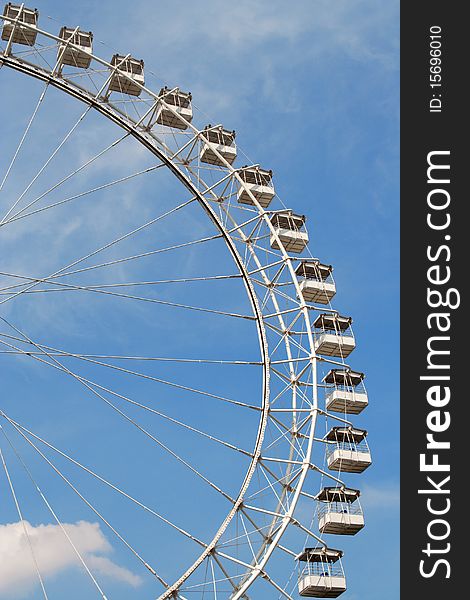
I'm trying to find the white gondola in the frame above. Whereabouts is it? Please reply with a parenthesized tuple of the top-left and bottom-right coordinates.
(237, 165, 275, 208)
(313, 314, 355, 358)
(108, 54, 144, 96)
(316, 487, 364, 535)
(297, 547, 346, 598)
(154, 86, 192, 130)
(58, 27, 93, 69)
(270, 210, 309, 253)
(296, 260, 336, 304)
(199, 125, 237, 166)
(323, 368, 368, 415)
(1, 3, 38, 46)
(324, 426, 371, 473)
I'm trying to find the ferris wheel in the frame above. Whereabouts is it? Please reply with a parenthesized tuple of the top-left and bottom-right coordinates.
(0, 5, 372, 599)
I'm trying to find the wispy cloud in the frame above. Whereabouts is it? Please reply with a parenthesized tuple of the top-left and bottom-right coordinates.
(80, 0, 399, 124)
(360, 482, 399, 510)
(0, 520, 142, 598)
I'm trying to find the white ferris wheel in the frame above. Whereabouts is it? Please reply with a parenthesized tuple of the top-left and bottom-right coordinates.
(0, 4, 372, 599)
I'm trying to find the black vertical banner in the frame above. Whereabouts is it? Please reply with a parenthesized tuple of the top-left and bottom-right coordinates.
(401, 4, 466, 598)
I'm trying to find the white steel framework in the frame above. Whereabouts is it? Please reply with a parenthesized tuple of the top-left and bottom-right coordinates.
(0, 7, 371, 600)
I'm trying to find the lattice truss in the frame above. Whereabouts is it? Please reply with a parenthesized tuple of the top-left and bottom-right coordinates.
(0, 6, 371, 599)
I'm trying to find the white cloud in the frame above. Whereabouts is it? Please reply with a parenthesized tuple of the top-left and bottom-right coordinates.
(0, 520, 142, 598)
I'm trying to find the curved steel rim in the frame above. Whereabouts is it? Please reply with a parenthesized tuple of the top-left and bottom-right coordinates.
(0, 16, 324, 599)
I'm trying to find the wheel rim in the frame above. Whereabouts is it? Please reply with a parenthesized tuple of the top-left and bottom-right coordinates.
(0, 10, 363, 599)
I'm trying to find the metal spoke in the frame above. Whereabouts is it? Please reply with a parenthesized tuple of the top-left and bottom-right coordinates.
(0, 273, 255, 319)
(1, 412, 208, 550)
(0, 196, 197, 307)
(0, 104, 94, 225)
(0, 13, 366, 597)
(0, 325, 240, 505)
(0, 81, 49, 193)
(0, 233, 224, 295)
(2, 162, 165, 226)
(0, 424, 108, 599)
(1, 413, 169, 588)
(0, 445, 49, 600)
(0, 273, 242, 296)
(0, 333, 261, 410)
(0, 348, 259, 366)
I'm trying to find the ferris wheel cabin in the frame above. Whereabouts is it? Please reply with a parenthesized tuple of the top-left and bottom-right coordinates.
(155, 86, 193, 129)
(270, 210, 309, 253)
(296, 260, 336, 304)
(324, 426, 371, 473)
(58, 27, 93, 69)
(199, 125, 237, 166)
(312, 314, 355, 358)
(2, 3, 38, 45)
(297, 547, 346, 598)
(316, 487, 364, 536)
(323, 369, 368, 415)
(237, 166, 275, 208)
(108, 54, 145, 96)
(0, 7, 375, 599)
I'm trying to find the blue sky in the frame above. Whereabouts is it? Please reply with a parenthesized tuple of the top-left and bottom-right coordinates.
(0, 1, 399, 598)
